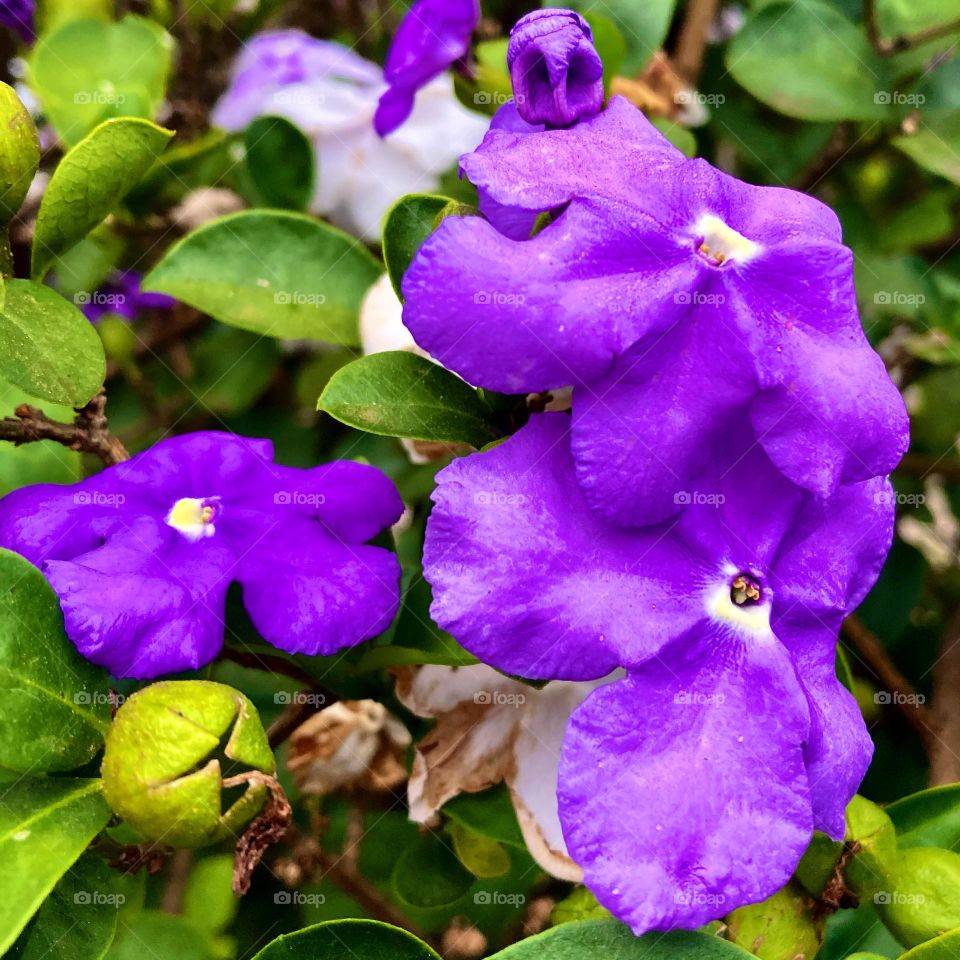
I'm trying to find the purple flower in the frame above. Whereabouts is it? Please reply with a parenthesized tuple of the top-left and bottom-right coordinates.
(424, 412, 893, 931)
(403, 96, 909, 526)
(507, 9, 604, 128)
(0, 0, 34, 44)
(374, 0, 479, 137)
(0, 433, 403, 679)
(81, 271, 176, 324)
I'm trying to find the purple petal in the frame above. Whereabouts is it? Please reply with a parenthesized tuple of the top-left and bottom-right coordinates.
(403, 198, 698, 393)
(559, 638, 813, 933)
(236, 520, 401, 656)
(44, 518, 233, 679)
(423, 413, 703, 680)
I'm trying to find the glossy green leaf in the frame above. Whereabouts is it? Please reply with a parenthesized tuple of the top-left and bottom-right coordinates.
(0, 778, 112, 954)
(318, 351, 502, 447)
(9, 854, 125, 960)
(888, 783, 960, 850)
(0, 280, 106, 406)
(894, 112, 960, 185)
(382, 194, 463, 299)
(244, 115, 315, 211)
(251, 920, 441, 960)
(727, 1, 888, 121)
(0, 83, 40, 225)
(491, 919, 755, 959)
(32, 118, 174, 279)
(29, 16, 173, 147)
(392, 832, 474, 909)
(898, 927, 960, 960)
(143, 211, 380, 345)
(103, 912, 211, 960)
(0, 548, 110, 773)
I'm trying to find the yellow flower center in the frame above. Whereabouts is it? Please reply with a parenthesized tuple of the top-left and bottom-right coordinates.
(694, 214, 760, 266)
(166, 497, 217, 541)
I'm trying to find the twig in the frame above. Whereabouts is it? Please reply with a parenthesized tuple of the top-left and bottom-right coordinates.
(0, 389, 128, 466)
(865, 0, 960, 55)
(161, 850, 194, 915)
(842, 615, 935, 749)
(673, 0, 720, 83)
(791, 124, 852, 192)
(227, 772, 292, 896)
(928, 610, 960, 785)
(899, 453, 960, 482)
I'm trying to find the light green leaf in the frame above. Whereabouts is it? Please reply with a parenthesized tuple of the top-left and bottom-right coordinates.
(450, 821, 511, 879)
(143, 211, 380, 345)
(392, 832, 474, 909)
(443, 784, 526, 850)
(491, 919, 754, 959)
(32, 118, 173, 280)
(888, 783, 960, 850)
(9, 854, 125, 960)
(251, 920, 441, 960)
(29, 16, 173, 147)
(0, 280, 105, 407)
(727, 1, 889, 121)
(894, 112, 960, 185)
(104, 912, 211, 960)
(0, 778, 112, 954)
(244, 116, 315, 212)
(898, 927, 960, 960)
(0, 548, 110, 773)
(182, 855, 237, 936)
(550, 887, 611, 926)
(318, 351, 502, 448)
(382, 194, 456, 300)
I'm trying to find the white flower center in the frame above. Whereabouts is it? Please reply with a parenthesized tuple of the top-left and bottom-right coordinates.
(704, 565, 772, 639)
(166, 497, 218, 541)
(694, 214, 760, 266)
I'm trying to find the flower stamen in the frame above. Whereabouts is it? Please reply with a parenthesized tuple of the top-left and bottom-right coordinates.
(694, 214, 760, 267)
(167, 497, 219, 541)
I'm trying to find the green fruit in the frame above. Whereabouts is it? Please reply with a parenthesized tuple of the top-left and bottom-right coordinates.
(874, 847, 960, 948)
(101, 681, 275, 848)
(0, 82, 39, 225)
(845, 795, 899, 898)
(725, 882, 819, 960)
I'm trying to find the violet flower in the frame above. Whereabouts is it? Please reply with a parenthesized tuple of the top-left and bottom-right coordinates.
(0, 433, 403, 678)
(424, 412, 893, 931)
(80, 271, 176, 324)
(507, 9, 604, 128)
(0, 0, 34, 44)
(374, 0, 479, 137)
(402, 96, 908, 526)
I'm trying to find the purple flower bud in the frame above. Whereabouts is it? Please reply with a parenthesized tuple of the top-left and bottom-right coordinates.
(0, 0, 35, 44)
(507, 9, 604, 128)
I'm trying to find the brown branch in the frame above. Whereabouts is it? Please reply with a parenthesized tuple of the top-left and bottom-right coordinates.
(673, 0, 720, 83)
(865, 0, 960, 55)
(898, 453, 960, 482)
(0, 389, 128, 466)
(161, 850, 194, 915)
(928, 610, 960, 785)
(842, 615, 936, 749)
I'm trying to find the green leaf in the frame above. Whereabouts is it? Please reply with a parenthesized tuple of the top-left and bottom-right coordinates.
(560, 0, 676, 73)
(9, 854, 125, 960)
(582, 13, 627, 93)
(29, 16, 174, 147)
(490, 919, 754, 959)
(0, 548, 110, 773)
(318, 351, 502, 447)
(0, 778, 112, 954)
(143, 211, 379, 345)
(392, 832, 474, 909)
(888, 784, 960, 850)
(0, 280, 106, 406)
(727, 1, 889, 121)
(251, 920, 441, 960)
(443, 784, 526, 850)
(244, 116, 315, 212)
(0, 83, 40, 225)
(181, 855, 237, 936)
(894, 112, 960, 185)
(32, 118, 174, 280)
(550, 887, 611, 926)
(449, 821, 511, 878)
(104, 912, 212, 960)
(651, 119, 697, 158)
(382, 194, 465, 299)
(898, 927, 960, 960)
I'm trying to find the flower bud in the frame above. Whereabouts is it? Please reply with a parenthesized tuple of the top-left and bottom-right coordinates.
(507, 9, 604, 128)
(101, 681, 276, 848)
(874, 847, 960, 948)
(0, 81, 39, 225)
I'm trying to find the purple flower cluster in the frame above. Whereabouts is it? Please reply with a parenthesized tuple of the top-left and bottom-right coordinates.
(81, 271, 176, 324)
(0, 434, 403, 678)
(405, 8, 909, 936)
(0, 0, 34, 44)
